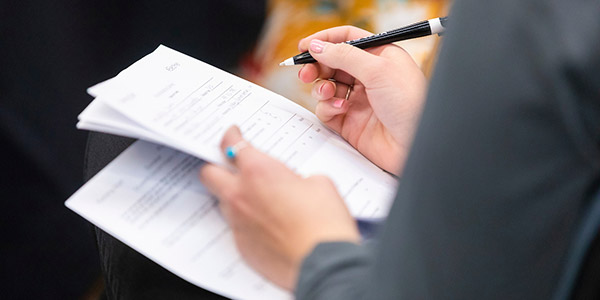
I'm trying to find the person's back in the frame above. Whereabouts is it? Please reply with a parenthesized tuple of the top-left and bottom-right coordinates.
(295, 0, 600, 298)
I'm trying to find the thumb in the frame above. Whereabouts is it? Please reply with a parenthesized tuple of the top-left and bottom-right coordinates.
(308, 39, 384, 85)
(220, 126, 291, 177)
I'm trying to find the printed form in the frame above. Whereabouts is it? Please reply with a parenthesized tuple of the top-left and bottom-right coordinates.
(67, 46, 397, 299)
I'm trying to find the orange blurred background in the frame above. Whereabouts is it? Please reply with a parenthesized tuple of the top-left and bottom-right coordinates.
(241, 0, 451, 109)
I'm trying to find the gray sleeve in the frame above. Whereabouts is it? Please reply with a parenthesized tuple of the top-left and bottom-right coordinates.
(294, 0, 600, 299)
(295, 242, 372, 300)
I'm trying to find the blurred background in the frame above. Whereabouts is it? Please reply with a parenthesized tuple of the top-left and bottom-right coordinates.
(0, 0, 448, 298)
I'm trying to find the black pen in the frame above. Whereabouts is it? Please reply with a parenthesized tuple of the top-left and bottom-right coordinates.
(279, 16, 448, 66)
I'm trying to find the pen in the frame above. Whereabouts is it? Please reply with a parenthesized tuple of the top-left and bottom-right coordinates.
(279, 16, 448, 66)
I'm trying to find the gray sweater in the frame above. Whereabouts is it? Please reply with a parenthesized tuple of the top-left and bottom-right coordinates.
(295, 0, 600, 299)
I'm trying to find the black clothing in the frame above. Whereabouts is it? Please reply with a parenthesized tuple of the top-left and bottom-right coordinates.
(1, 1, 264, 298)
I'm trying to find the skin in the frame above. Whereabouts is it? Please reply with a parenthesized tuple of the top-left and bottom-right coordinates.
(199, 126, 360, 290)
(298, 26, 427, 174)
(199, 26, 426, 290)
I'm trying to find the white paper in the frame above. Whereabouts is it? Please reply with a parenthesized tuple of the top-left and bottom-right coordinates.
(79, 45, 397, 219)
(68, 45, 399, 299)
(66, 141, 290, 300)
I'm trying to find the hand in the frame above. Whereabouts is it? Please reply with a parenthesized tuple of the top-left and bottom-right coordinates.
(199, 126, 360, 290)
(298, 26, 427, 174)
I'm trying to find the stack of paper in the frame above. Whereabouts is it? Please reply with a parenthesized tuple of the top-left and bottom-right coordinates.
(66, 45, 397, 299)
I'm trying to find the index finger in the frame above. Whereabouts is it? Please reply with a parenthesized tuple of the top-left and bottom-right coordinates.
(298, 25, 373, 52)
(198, 164, 237, 200)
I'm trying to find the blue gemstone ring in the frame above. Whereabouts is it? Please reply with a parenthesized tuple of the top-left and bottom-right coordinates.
(225, 141, 250, 159)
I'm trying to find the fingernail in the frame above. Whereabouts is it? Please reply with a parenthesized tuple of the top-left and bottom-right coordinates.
(310, 39, 325, 53)
(318, 82, 325, 95)
(333, 99, 344, 108)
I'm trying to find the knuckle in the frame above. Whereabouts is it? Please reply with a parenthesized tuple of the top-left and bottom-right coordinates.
(362, 59, 387, 84)
(339, 25, 355, 35)
(227, 193, 251, 220)
(220, 187, 241, 203)
(240, 157, 272, 180)
(311, 80, 324, 98)
(314, 102, 328, 120)
(334, 43, 355, 61)
(315, 102, 336, 123)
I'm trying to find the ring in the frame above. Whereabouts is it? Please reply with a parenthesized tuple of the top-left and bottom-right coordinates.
(225, 140, 250, 159)
(345, 84, 353, 101)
